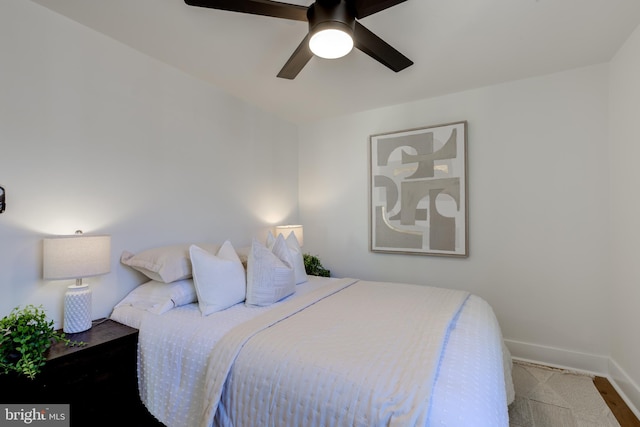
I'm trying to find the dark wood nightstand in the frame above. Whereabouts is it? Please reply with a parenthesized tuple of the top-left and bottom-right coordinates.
(0, 319, 162, 426)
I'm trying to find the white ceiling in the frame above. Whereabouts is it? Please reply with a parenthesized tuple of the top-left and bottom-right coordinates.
(29, 0, 640, 124)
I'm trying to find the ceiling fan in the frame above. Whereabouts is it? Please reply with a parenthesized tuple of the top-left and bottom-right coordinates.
(184, 0, 414, 79)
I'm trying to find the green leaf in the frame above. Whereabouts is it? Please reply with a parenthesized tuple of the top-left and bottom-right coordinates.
(0, 305, 84, 379)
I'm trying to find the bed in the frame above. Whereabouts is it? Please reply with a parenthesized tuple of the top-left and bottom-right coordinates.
(112, 237, 514, 427)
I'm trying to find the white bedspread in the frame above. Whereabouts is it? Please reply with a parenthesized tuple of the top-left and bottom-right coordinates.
(112, 277, 511, 427)
(134, 278, 346, 427)
(212, 279, 469, 427)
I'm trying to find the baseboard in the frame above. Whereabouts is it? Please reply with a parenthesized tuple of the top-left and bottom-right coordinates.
(504, 339, 640, 419)
(504, 339, 609, 376)
(608, 358, 640, 420)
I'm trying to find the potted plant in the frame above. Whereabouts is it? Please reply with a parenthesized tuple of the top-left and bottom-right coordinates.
(303, 253, 330, 277)
(0, 305, 82, 379)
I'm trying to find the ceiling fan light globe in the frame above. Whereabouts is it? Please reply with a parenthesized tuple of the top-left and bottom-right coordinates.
(309, 28, 354, 59)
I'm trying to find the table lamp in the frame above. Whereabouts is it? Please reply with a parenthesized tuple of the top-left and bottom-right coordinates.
(43, 230, 111, 333)
(275, 224, 304, 247)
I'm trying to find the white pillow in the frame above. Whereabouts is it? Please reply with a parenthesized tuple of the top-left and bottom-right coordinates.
(245, 235, 295, 306)
(120, 243, 220, 283)
(190, 241, 247, 316)
(267, 231, 308, 285)
(113, 279, 197, 314)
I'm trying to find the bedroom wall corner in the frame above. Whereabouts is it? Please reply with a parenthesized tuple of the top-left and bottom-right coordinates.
(0, 0, 298, 328)
(608, 20, 640, 417)
(608, 358, 640, 420)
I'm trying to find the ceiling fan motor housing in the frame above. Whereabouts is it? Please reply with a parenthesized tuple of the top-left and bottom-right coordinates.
(307, 0, 356, 37)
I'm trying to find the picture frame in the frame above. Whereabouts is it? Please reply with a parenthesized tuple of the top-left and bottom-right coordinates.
(369, 121, 468, 257)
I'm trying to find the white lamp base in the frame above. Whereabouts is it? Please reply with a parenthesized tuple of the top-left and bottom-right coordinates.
(64, 284, 92, 333)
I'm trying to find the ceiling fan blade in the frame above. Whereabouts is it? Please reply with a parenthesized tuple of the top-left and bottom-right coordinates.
(354, 21, 413, 72)
(351, 0, 407, 19)
(277, 34, 314, 79)
(184, 0, 308, 21)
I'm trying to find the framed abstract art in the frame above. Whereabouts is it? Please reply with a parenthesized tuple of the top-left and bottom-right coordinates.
(369, 121, 468, 257)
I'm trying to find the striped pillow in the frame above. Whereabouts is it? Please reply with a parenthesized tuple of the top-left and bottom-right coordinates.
(245, 235, 295, 306)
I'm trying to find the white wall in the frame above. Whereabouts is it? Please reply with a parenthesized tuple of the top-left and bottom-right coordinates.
(0, 1, 298, 327)
(3, 0, 638, 414)
(609, 23, 640, 412)
(299, 65, 612, 367)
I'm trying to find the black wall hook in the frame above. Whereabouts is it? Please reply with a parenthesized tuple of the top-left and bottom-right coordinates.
(0, 186, 5, 213)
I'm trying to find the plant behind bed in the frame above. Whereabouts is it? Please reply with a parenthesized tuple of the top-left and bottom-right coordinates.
(303, 253, 330, 277)
(0, 305, 83, 379)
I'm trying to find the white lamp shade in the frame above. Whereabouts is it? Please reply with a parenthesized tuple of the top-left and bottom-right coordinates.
(43, 234, 111, 280)
(275, 225, 304, 247)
